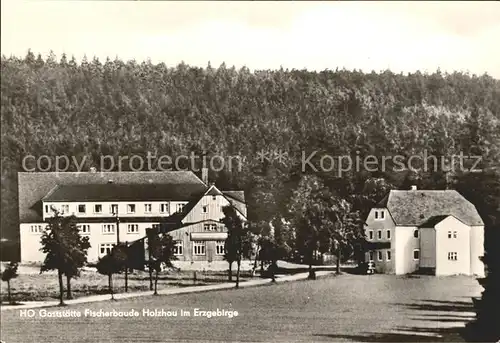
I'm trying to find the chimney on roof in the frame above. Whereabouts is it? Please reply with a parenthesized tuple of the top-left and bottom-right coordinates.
(201, 167, 209, 185)
(411, 185, 417, 191)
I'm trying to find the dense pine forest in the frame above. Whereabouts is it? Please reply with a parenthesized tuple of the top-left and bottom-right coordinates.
(1, 51, 499, 241)
(1, 50, 500, 340)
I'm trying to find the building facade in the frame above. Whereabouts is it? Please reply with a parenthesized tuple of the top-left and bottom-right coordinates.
(18, 170, 247, 269)
(364, 187, 485, 276)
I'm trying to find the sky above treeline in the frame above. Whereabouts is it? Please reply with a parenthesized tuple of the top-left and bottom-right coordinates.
(2, 1, 499, 78)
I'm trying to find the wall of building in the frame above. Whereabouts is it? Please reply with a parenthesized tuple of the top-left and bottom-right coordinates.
(364, 208, 395, 273)
(168, 221, 228, 263)
(470, 225, 485, 277)
(394, 226, 420, 275)
(19, 223, 47, 262)
(419, 227, 436, 269)
(435, 216, 471, 276)
(20, 221, 158, 263)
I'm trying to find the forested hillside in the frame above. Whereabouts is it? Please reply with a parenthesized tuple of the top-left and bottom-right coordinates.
(1, 51, 500, 246)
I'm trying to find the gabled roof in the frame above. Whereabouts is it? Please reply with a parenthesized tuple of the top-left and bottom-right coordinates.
(222, 191, 246, 204)
(418, 215, 450, 228)
(161, 185, 247, 226)
(18, 171, 205, 223)
(377, 190, 483, 226)
(42, 183, 206, 202)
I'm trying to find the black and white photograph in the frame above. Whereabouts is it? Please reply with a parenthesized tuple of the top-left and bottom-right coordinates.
(1, 1, 499, 342)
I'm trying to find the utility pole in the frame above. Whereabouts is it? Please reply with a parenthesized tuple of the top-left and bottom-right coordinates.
(113, 209, 120, 244)
(125, 240, 129, 292)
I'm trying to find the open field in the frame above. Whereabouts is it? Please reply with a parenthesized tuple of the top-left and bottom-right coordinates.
(0, 267, 256, 303)
(0, 272, 482, 342)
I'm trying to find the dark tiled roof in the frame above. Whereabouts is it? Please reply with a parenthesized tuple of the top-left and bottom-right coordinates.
(43, 184, 206, 202)
(18, 171, 205, 223)
(418, 215, 451, 228)
(377, 190, 483, 226)
(223, 191, 246, 204)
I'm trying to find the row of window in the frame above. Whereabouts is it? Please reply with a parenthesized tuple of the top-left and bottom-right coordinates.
(369, 250, 459, 262)
(45, 203, 186, 215)
(368, 229, 459, 240)
(98, 241, 225, 258)
(29, 224, 142, 234)
(368, 229, 391, 240)
(369, 250, 392, 261)
(203, 224, 221, 232)
(374, 210, 385, 220)
(369, 249, 418, 261)
(192, 241, 225, 256)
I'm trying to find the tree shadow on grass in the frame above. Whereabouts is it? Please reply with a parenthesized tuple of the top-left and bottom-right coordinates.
(394, 300, 474, 313)
(315, 299, 476, 342)
(315, 326, 465, 342)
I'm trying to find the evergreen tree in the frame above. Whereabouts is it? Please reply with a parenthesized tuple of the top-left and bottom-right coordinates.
(40, 213, 90, 305)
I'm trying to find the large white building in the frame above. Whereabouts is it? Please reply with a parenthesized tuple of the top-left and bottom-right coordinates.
(18, 170, 247, 266)
(364, 186, 485, 276)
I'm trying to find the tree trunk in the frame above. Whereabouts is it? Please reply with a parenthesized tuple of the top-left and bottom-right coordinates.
(228, 262, 233, 281)
(308, 249, 316, 280)
(66, 275, 73, 299)
(271, 259, 277, 282)
(7, 280, 11, 304)
(57, 270, 65, 305)
(253, 248, 259, 276)
(154, 269, 159, 295)
(336, 247, 342, 274)
(125, 265, 128, 293)
(148, 263, 153, 290)
(236, 259, 241, 288)
(108, 274, 114, 300)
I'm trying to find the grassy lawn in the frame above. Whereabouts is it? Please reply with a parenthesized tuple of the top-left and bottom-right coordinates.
(0, 273, 482, 342)
(0, 267, 256, 303)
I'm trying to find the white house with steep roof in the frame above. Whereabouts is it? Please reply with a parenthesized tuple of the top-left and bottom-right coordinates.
(364, 186, 484, 276)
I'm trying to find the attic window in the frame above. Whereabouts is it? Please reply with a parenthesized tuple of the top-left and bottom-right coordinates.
(212, 196, 217, 201)
(413, 229, 419, 238)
